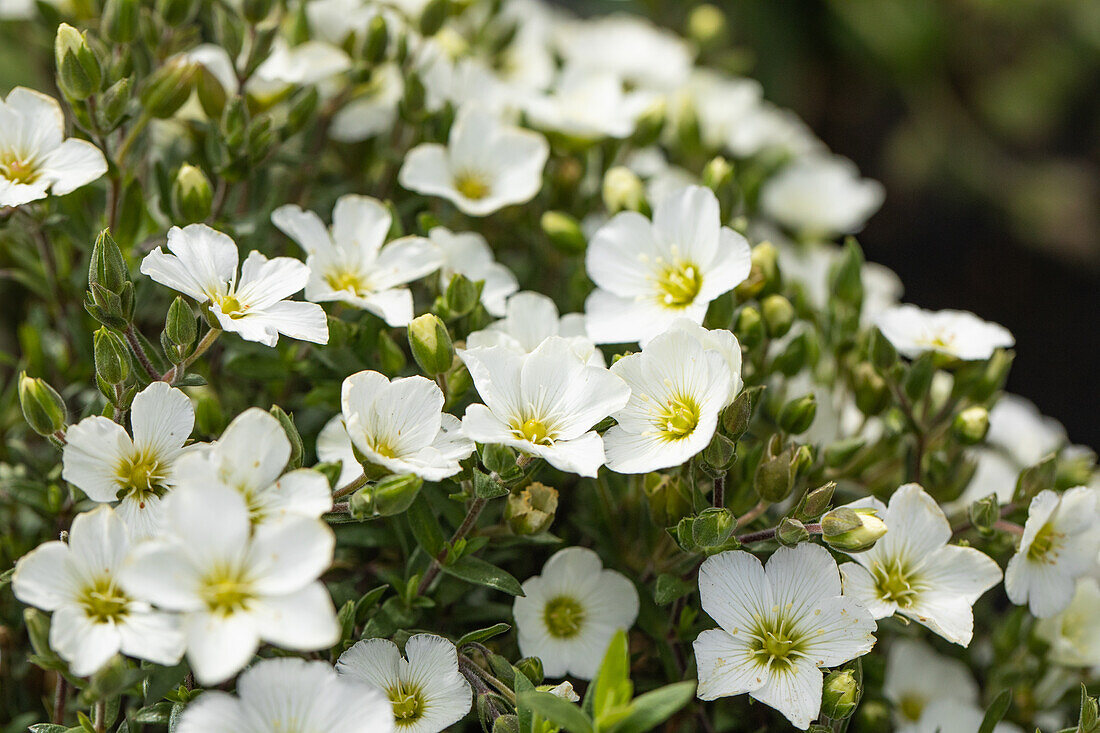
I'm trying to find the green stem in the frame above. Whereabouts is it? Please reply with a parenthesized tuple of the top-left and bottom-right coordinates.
(332, 472, 370, 500)
(115, 112, 151, 164)
(163, 328, 221, 382)
(417, 497, 488, 596)
(124, 325, 161, 381)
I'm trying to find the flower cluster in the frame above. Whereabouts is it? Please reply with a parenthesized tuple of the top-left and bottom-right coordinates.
(2, 0, 1098, 732)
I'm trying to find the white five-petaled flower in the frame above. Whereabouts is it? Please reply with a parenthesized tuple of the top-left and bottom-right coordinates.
(758, 155, 884, 238)
(693, 543, 877, 730)
(272, 194, 443, 327)
(838, 483, 1002, 646)
(337, 634, 473, 732)
(172, 408, 333, 527)
(882, 639, 979, 729)
(1004, 487, 1100, 618)
(1034, 577, 1100, 668)
(398, 104, 550, 217)
(141, 224, 329, 347)
(177, 657, 395, 733)
(460, 337, 630, 477)
(119, 483, 340, 685)
(428, 226, 518, 317)
(584, 185, 752, 345)
(875, 304, 1014, 361)
(523, 67, 656, 140)
(603, 326, 735, 474)
(341, 370, 475, 482)
(12, 506, 185, 676)
(465, 290, 603, 366)
(62, 381, 196, 540)
(0, 87, 108, 207)
(512, 547, 639, 680)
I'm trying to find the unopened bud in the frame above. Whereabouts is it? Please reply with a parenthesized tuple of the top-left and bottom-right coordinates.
(702, 432, 736, 472)
(734, 306, 764, 348)
(400, 72, 426, 120)
(514, 656, 544, 686)
(853, 362, 890, 416)
(103, 0, 140, 43)
(952, 406, 989, 445)
(350, 474, 423, 518)
(286, 86, 320, 136)
(442, 273, 481, 318)
(869, 327, 898, 372)
(968, 493, 999, 536)
(19, 373, 67, 436)
(631, 99, 666, 148)
(799, 481, 835, 518)
(97, 78, 131, 131)
(89, 229, 130, 295)
(720, 389, 753, 441)
(692, 507, 735, 548)
(140, 58, 197, 119)
(171, 164, 213, 224)
(419, 0, 450, 36)
(541, 211, 587, 254)
(702, 155, 736, 219)
(829, 239, 864, 309)
(492, 716, 520, 733)
(822, 507, 887, 552)
(754, 446, 797, 503)
(195, 65, 229, 119)
(903, 353, 934, 402)
(778, 394, 816, 435)
(505, 482, 558, 535)
(94, 328, 132, 385)
(242, 0, 277, 23)
(602, 166, 648, 215)
(761, 294, 795, 338)
(776, 517, 809, 547)
(736, 241, 779, 300)
(269, 405, 304, 470)
(408, 314, 454, 376)
(971, 349, 1014, 403)
(687, 4, 728, 48)
(165, 296, 197, 349)
(157, 0, 200, 26)
(821, 668, 860, 720)
(363, 15, 389, 63)
(643, 473, 692, 527)
(55, 24, 102, 101)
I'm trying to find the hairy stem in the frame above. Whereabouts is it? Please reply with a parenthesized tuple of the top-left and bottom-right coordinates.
(124, 325, 161, 381)
(417, 497, 488, 596)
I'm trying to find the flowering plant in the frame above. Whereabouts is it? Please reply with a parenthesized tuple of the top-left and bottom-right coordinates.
(1, 1, 1098, 732)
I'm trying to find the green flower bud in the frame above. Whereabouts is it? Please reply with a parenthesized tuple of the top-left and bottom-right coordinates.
(89, 229, 130, 296)
(515, 656, 544, 686)
(799, 481, 835, 519)
(968, 493, 999, 536)
(362, 15, 389, 63)
(829, 239, 864, 309)
(140, 58, 197, 119)
(94, 328, 132, 386)
(761, 294, 795, 338)
(408, 314, 454, 376)
(540, 211, 587, 254)
(631, 99, 666, 148)
(269, 405, 304, 470)
(96, 78, 131, 131)
(157, 0, 200, 26)
(687, 4, 728, 48)
(643, 473, 692, 527)
(702, 155, 736, 219)
(286, 87, 320, 137)
(505, 482, 558, 535)
(194, 65, 229, 119)
(776, 517, 809, 547)
(822, 507, 887, 552)
(952, 406, 990, 445)
(400, 71, 427, 120)
(103, 0, 140, 43)
(903, 353, 934, 402)
(443, 273, 481, 318)
(1014, 455, 1056, 503)
(702, 432, 737, 472)
(821, 668, 860, 719)
(853, 362, 890, 416)
(736, 241, 779, 300)
(242, 0, 277, 23)
(165, 296, 197, 349)
(734, 306, 764, 348)
(55, 24, 102, 101)
(171, 164, 213, 224)
(869, 327, 898, 373)
(692, 507, 735, 548)
(1058, 450, 1096, 489)
(754, 444, 797, 503)
(419, 0, 450, 36)
(18, 372, 67, 437)
(672, 516, 699, 552)
(350, 474, 423, 518)
(970, 349, 1014, 402)
(492, 715, 520, 733)
(779, 394, 817, 435)
(602, 166, 648, 215)
(720, 389, 753, 441)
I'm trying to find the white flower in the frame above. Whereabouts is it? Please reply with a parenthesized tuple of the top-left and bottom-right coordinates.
(177, 657, 395, 733)
(638, 318, 744, 401)
(460, 337, 630, 477)
(693, 544, 877, 730)
(759, 155, 884, 238)
(466, 291, 603, 366)
(524, 68, 655, 140)
(553, 14, 692, 90)
(12, 506, 184, 676)
(882, 639, 979, 727)
(141, 224, 329, 347)
(603, 327, 735, 474)
(119, 483, 340, 684)
(838, 483, 1002, 646)
(678, 70, 764, 151)
(172, 408, 333, 526)
(399, 105, 549, 217)
(875, 305, 1014, 361)
(272, 195, 442, 327)
(1035, 578, 1100, 668)
(62, 381, 196, 539)
(429, 227, 518, 316)
(317, 414, 363, 487)
(331, 64, 404, 143)
(341, 370, 474, 482)
(0, 87, 107, 207)
(584, 185, 752, 345)
(725, 102, 821, 159)
(1005, 487, 1100, 618)
(337, 634, 472, 732)
(252, 39, 351, 88)
(903, 700, 1022, 733)
(546, 681, 580, 701)
(513, 547, 639, 679)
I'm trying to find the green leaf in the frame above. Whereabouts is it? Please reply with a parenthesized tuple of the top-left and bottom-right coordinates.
(517, 691, 594, 733)
(441, 556, 525, 596)
(652, 574, 693, 606)
(592, 630, 632, 721)
(456, 622, 512, 648)
(514, 670, 536, 733)
(29, 725, 70, 733)
(978, 689, 1013, 733)
(606, 681, 697, 733)
(406, 494, 446, 556)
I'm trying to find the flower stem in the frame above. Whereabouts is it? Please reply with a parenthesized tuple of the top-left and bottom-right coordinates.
(737, 523, 822, 545)
(94, 699, 106, 733)
(115, 112, 151, 164)
(163, 328, 221, 382)
(124, 325, 161, 381)
(51, 674, 67, 724)
(712, 472, 726, 508)
(332, 472, 370, 500)
(417, 497, 488, 596)
(735, 500, 768, 528)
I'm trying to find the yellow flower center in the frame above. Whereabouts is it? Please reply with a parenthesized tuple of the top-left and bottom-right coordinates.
(115, 451, 167, 507)
(1027, 522, 1061, 563)
(899, 694, 925, 722)
(199, 565, 255, 615)
(214, 293, 249, 319)
(543, 595, 586, 639)
(871, 558, 922, 608)
(516, 418, 552, 446)
(388, 684, 425, 724)
(654, 259, 702, 308)
(0, 153, 38, 184)
(655, 393, 700, 440)
(78, 576, 130, 623)
(325, 269, 368, 295)
(454, 170, 491, 200)
(747, 614, 806, 672)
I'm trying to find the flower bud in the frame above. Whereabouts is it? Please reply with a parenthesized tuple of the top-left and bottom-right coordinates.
(687, 4, 728, 48)
(903, 353, 934, 402)
(140, 58, 197, 119)
(194, 64, 229, 119)
(761, 294, 795, 338)
(736, 241, 779, 300)
(515, 656, 544, 686)
(720, 389, 752, 441)
(285, 87, 320, 137)
(362, 15, 389, 63)
(952, 406, 990, 445)
(96, 78, 131, 131)
(350, 474, 423, 518)
(822, 507, 887, 552)
(157, 0, 200, 26)
(829, 239, 864, 309)
(419, 0, 450, 36)
(165, 296, 197, 349)
(853, 362, 889, 416)
(540, 211, 587, 254)
(103, 0, 140, 43)
(970, 349, 1013, 402)
(702, 155, 736, 219)
(778, 393, 816, 435)
(734, 306, 764, 348)
(672, 515, 698, 552)
(407, 314, 454, 376)
(89, 229, 130, 296)
(643, 473, 692, 526)
(269, 405, 304, 470)
(799, 481, 835, 518)
(631, 99, 666, 148)
(602, 166, 648, 215)
(821, 668, 860, 719)
(505, 482, 558, 535)
(400, 71, 426, 121)
(692, 507, 735, 548)
(869, 327, 898, 372)
(754, 445, 797, 503)
(242, 0, 277, 22)
(776, 517, 809, 547)
(967, 493, 999, 536)
(702, 432, 737, 472)
(94, 328, 132, 386)
(55, 24, 102, 101)
(19, 373, 67, 437)
(171, 164, 213, 224)
(442, 273, 481, 318)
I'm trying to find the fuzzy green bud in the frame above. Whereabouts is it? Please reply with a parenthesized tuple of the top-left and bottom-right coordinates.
(754, 445, 797, 503)
(702, 432, 737, 472)
(540, 211, 587, 254)
(692, 507, 735, 548)
(515, 657, 544, 686)
(19, 373, 67, 437)
(736, 241, 779, 300)
(419, 0, 450, 36)
(720, 389, 753, 441)
(821, 668, 860, 720)
(96, 78, 131, 131)
(505, 482, 558, 535)
(869, 327, 898, 372)
(952, 406, 990, 445)
(970, 349, 1014, 402)
(776, 517, 809, 547)
(286, 87, 320, 137)
(903, 353, 934, 402)
(195, 65, 229, 119)
(822, 507, 887, 552)
(94, 328, 131, 386)
(350, 474, 423, 518)
(602, 166, 648, 215)
(687, 4, 728, 48)
(103, 0, 140, 43)
(492, 716, 520, 733)
(171, 164, 213, 224)
(761, 294, 795, 338)
(86, 229, 134, 328)
(734, 306, 764, 348)
(830, 239, 864, 309)
(799, 481, 835, 519)
(442, 273, 481, 318)
(778, 394, 817, 435)
(55, 24, 102, 101)
(400, 72, 426, 120)
(702, 155, 736, 218)
(772, 332, 812, 377)
(853, 362, 890, 416)
(362, 15, 389, 63)
(242, 0, 277, 22)
(140, 58, 197, 119)
(157, 0, 200, 26)
(631, 99, 666, 147)
(407, 314, 454, 376)
(165, 296, 197, 349)
(968, 493, 999, 536)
